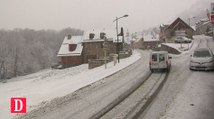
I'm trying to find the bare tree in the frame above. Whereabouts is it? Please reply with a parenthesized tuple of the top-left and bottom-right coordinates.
(0, 28, 83, 79)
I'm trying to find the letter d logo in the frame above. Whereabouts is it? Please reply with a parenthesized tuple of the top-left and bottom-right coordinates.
(11, 98, 26, 113)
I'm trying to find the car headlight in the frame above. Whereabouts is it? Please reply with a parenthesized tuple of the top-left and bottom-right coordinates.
(208, 59, 214, 63)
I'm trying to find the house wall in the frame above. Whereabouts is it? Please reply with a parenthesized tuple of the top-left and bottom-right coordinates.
(185, 29, 194, 38)
(164, 28, 194, 42)
(82, 41, 117, 63)
(61, 56, 83, 66)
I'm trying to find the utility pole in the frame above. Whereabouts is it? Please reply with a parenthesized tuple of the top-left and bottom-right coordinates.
(103, 36, 108, 69)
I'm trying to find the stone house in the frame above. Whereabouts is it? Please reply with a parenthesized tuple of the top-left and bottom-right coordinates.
(82, 37, 116, 63)
(57, 30, 122, 67)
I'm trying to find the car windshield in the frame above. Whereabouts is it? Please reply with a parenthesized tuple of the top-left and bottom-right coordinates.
(193, 50, 211, 57)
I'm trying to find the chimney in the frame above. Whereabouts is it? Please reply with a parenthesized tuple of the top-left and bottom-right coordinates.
(100, 32, 106, 39)
(89, 33, 95, 40)
(67, 34, 72, 39)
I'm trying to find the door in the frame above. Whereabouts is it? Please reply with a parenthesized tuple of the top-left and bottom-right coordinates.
(151, 53, 159, 69)
(159, 53, 166, 68)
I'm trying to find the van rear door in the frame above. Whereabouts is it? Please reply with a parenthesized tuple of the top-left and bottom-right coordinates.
(151, 53, 159, 69)
(159, 53, 166, 68)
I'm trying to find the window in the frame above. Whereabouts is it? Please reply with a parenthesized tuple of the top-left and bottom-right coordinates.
(152, 54, 157, 61)
(69, 44, 77, 51)
(159, 54, 165, 62)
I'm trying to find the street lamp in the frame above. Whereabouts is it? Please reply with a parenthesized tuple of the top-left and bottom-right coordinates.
(113, 14, 128, 63)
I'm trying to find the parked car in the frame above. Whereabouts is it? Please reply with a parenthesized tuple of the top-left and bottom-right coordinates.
(183, 37, 192, 43)
(189, 48, 214, 71)
(149, 51, 172, 72)
(175, 36, 184, 43)
(175, 36, 192, 43)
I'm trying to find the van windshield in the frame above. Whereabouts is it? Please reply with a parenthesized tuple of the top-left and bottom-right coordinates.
(193, 50, 211, 57)
(152, 54, 157, 61)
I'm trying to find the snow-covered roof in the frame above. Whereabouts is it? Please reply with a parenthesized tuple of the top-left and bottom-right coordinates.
(83, 29, 116, 40)
(200, 18, 209, 22)
(57, 35, 83, 57)
(202, 20, 211, 25)
(143, 32, 159, 41)
(124, 36, 135, 44)
(83, 29, 120, 43)
(61, 35, 83, 44)
(113, 36, 123, 43)
(191, 25, 196, 31)
(83, 38, 114, 43)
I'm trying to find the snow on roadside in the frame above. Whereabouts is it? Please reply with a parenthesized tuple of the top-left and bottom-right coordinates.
(162, 41, 193, 53)
(160, 35, 214, 119)
(0, 51, 141, 119)
(7, 64, 89, 83)
(160, 71, 214, 119)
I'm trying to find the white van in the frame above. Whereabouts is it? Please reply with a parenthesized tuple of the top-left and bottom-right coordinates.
(149, 51, 172, 72)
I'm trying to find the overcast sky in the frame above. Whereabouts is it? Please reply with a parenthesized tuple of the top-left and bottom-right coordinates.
(0, 0, 202, 32)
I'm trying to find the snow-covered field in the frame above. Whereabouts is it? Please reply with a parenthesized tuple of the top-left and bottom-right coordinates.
(0, 51, 141, 119)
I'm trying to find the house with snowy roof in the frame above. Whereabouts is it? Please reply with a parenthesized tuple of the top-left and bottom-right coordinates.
(57, 35, 83, 67)
(57, 29, 128, 67)
(141, 32, 160, 50)
(160, 17, 195, 43)
(82, 30, 119, 63)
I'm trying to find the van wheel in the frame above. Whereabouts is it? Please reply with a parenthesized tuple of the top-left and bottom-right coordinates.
(166, 67, 169, 72)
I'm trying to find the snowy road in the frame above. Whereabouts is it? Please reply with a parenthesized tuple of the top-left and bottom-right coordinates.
(141, 35, 214, 119)
(100, 72, 167, 119)
(16, 50, 152, 119)
(0, 50, 141, 119)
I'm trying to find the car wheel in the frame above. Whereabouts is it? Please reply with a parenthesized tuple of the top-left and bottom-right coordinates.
(166, 67, 169, 72)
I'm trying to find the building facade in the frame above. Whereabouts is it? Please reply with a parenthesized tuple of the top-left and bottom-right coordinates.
(57, 30, 122, 67)
(82, 38, 116, 63)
